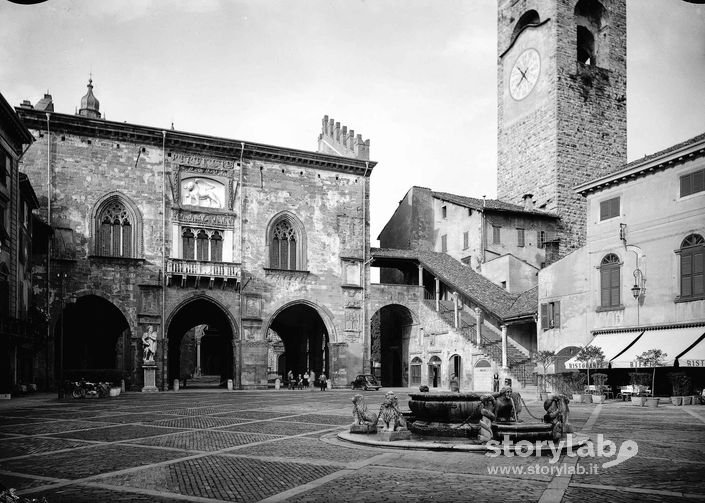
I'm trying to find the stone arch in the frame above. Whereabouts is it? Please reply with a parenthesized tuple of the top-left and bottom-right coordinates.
(65, 288, 134, 331)
(165, 294, 239, 387)
(265, 211, 308, 270)
(91, 191, 144, 258)
(262, 299, 338, 344)
(56, 293, 133, 384)
(263, 300, 334, 384)
(166, 293, 240, 342)
(370, 303, 416, 387)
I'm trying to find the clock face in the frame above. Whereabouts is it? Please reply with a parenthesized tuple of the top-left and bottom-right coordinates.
(509, 48, 541, 101)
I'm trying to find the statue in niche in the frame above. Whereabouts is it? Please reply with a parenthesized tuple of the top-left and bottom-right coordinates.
(182, 178, 222, 208)
(142, 325, 157, 362)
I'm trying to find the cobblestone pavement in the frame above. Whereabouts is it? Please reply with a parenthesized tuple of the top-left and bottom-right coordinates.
(0, 390, 703, 502)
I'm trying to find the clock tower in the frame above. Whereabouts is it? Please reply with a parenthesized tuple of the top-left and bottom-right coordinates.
(497, 0, 627, 256)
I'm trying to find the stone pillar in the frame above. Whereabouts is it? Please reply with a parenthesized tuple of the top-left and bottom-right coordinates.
(418, 264, 424, 286)
(453, 292, 459, 329)
(195, 340, 202, 377)
(474, 308, 483, 346)
(434, 277, 440, 312)
(501, 325, 508, 369)
(142, 361, 158, 392)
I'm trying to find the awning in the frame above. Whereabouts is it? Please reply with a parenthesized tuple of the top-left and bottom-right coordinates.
(609, 326, 705, 369)
(563, 331, 641, 370)
(675, 331, 705, 367)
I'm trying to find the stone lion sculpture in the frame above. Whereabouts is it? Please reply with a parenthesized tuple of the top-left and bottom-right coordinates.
(494, 386, 522, 422)
(377, 391, 406, 432)
(543, 393, 572, 441)
(479, 394, 496, 442)
(351, 394, 378, 426)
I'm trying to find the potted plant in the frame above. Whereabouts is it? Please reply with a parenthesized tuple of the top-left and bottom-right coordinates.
(574, 345, 605, 403)
(668, 372, 688, 406)
(592, 373, 608, 403)
(628, 372, 649, 406)
(635, 349, 667, 408)
(567, 372, 587, 403)
(532, 350, 556, 401)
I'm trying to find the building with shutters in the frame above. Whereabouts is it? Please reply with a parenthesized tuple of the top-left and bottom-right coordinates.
(538, 133, 705, 394)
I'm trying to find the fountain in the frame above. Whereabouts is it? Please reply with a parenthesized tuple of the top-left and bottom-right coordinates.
(339, 387, 581, 453)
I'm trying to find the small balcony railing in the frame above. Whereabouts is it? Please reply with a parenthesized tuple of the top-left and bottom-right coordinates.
(166, 258, 240, 289)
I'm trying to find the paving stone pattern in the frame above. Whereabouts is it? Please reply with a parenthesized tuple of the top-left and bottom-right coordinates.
(0, 392, 702, 502)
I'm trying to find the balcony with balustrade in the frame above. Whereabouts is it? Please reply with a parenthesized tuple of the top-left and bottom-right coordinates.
(166, 258, 241, 289)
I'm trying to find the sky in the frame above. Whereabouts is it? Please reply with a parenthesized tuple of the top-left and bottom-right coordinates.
(2, 0, 704, 243)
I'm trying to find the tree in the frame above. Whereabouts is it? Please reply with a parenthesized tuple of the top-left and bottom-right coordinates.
(532, 350, 556, 394)
(575, 345, 605, 389)
(636, 349, 667, 396)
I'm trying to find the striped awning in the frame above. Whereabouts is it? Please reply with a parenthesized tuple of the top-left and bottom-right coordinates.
(564, 331, 642, 370)
(609, 326, 705, 368)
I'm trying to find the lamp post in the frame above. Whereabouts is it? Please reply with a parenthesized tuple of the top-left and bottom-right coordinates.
(632, 267, 644, 326)
(56, 271, 68, 399)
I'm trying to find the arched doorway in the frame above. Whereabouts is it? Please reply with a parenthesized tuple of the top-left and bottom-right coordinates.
(428, 356, 441, 388)
(167, 298, 234, 388)
(370, 304, 414, 387)
(410, 357, 422, 387)
(555, 346, 581, 373)
(473, 359, 492, 392)
(58, 295, 131, 383)
(268, 303, 329, 385)
(450, 354, 462, 380)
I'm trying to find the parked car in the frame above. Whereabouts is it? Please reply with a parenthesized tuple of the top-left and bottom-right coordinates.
(350, 374, 381, 391)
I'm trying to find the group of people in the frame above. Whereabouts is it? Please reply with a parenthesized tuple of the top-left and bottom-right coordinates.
(286, 369, 328, 391)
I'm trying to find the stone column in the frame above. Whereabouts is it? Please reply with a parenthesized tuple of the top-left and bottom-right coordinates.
(418, 264, 424, 286)
(435, 277, 440, 312)
(474, 308, 482, 346)
(195, 325, 204, 377)
(501, 325, 508, 369)
(453, 292, 459, 329)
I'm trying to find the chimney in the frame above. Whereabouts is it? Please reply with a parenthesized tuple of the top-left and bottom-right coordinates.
(20, 100, 34, 109)
(522, 193, 534, 211)
(35, 93, 54, 112)
(316, 115, 370, 160)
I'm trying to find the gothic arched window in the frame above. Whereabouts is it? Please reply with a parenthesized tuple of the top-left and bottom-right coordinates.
(196, 230, 209, 261)
(599, 253, 621, 308)
(679, 234, 704, 300)
(182, 229, 195, 260)
(211, 231, 223, 262)
(267, 213, 306, 271)
(94, 195, 141, 258)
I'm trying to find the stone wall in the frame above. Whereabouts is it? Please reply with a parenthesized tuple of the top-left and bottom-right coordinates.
(18, 109, 373, 391)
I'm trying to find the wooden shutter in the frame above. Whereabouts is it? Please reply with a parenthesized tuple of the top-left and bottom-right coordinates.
(610, 266, 621, 306)
(600, 267, 610, 307)
(541, 303, 548, 330)
(553, 302, 560, 328)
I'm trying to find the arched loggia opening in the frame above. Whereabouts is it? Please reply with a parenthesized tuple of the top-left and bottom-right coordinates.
(268, 304, 329, 386)
(57, 295, 131, 384)
(370, 304, 414, 387)
(167, 298, 234, 388)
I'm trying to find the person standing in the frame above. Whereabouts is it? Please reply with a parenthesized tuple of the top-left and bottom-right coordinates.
(287, 370, 294, 390)
(309, 370, 316, 391)
(493, 372, 500, 393)
(303, 369, 310, 389)
(319, 373, 327, 391)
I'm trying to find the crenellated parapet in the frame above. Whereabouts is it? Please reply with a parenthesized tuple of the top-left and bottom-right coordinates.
(317, 115, 370, 161)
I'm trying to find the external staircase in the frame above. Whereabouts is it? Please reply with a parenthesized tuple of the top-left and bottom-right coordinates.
(423, 299, 537, 392)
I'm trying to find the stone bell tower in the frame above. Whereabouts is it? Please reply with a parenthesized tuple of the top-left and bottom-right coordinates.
(496, 0, 627, 255)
